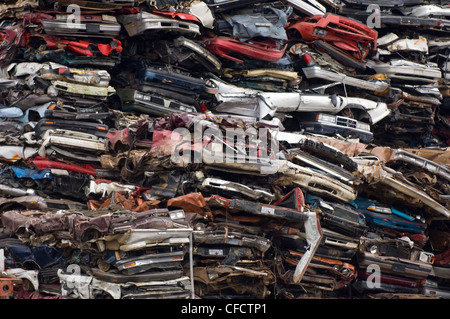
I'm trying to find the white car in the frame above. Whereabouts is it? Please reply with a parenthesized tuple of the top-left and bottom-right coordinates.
(209, 76, 391, 124)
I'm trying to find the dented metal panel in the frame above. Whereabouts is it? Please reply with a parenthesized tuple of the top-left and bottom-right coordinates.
(292, 210, 323, 283)
(301, 65, 389, 94)
(101, 228, 193, 251)
(118, 12, 201, 37)
(354, 159, 450, 218)
(42, 15, 122, 38)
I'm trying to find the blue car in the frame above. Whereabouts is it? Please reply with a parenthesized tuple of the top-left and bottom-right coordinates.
(349, 197, 426, 234)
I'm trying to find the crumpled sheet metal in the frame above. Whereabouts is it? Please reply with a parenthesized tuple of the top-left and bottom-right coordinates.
(222, 6, 290, 42)
(1, 0, 450, 301)
(292, 210, 323, 283)
(355, 160, 450, 219)
(0, 0, 38, 19)
(1, 209, 111, 243)
(58, 269, 122, 299)
(191, 265, 275, 298)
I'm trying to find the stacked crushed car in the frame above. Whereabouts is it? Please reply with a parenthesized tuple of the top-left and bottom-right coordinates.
(0, 0, 449, 299)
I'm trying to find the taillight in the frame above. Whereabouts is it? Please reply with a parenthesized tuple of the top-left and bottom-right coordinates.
(302, 53, 316, 66)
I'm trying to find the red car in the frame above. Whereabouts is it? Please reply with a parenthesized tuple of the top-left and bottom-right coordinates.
(287, 13, 377, 68)
(202, 36, 287, 64)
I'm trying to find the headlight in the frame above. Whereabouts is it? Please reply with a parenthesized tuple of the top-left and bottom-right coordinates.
(313, 28, 328, 37)
(356, 122, 371, 131)
(367, 205, 392, 214)
(316, 113, 336, 123)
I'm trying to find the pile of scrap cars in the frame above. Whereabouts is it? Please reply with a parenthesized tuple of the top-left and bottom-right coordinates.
(0, 0, 449, 300)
